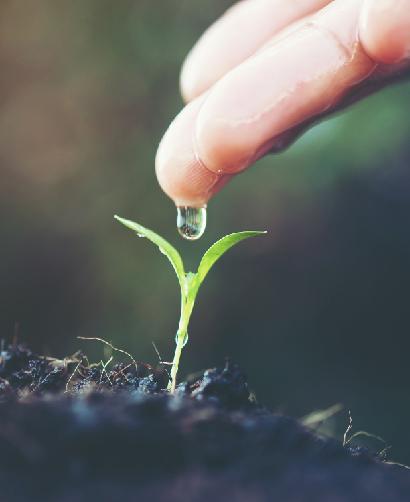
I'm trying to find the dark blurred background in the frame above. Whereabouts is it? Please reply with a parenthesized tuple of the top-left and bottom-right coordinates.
(1, 0, 410, 462)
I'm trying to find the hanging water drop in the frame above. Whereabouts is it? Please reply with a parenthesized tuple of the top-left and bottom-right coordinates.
(175, 331, 189, 347)
(176, 206, 207, 241)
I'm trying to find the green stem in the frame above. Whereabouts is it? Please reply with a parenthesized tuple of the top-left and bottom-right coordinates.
(168, 289, 196, 392)
(169, 330, 186, 393)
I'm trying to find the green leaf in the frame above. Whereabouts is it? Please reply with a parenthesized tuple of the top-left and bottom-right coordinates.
(197, 231, 266, 284)
(114, 215, 186, 289)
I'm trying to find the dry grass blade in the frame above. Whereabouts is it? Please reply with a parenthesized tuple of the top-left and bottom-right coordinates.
(78, 337, 138, 371)
(65, 358, 83, 393)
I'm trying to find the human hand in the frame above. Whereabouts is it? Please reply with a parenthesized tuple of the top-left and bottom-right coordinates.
(156, 0, 410, 208)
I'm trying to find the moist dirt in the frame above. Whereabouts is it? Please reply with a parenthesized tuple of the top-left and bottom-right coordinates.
(0, 343, 408, 502)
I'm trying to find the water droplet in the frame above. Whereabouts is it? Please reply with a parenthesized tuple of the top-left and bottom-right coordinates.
(176, 206, 207, 241)
(175, 332, 189, 347)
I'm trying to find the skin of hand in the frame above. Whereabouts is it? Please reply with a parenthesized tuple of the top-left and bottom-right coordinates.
(155, 0, 410, 208)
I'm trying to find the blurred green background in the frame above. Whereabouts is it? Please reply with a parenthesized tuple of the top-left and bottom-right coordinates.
(1, 0, 410, 462)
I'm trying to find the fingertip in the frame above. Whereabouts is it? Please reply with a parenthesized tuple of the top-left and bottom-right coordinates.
(155, 98, 227, 207)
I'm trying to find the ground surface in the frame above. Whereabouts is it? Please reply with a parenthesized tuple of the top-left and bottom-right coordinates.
(0, 343, 409, 502)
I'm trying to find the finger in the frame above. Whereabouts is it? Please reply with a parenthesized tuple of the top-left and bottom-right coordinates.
(194, 0, 378, 177)
(181, 0, 334, 102)
(155, 95, 232, 207)
(360, 0, 410, 64)
(265, 0, 410, 153)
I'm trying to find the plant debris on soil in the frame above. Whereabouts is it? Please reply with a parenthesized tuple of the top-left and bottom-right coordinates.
(0, 342, 409, 502)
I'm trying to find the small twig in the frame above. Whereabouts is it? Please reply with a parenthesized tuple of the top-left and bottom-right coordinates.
(343, 410, 353, 446)
(345, 430, 387, 447)
(384, 461, 410, 470)
(151, 341, 172, 366)
(117, 363, 133, 377)
(378, 445, 392, 459)
(343, 410, 387, 449)
(152, 341, 172, 385)
(99, 356, 113, 386)
(78, 337, 138, 371)
(152, 341, 162, 362)
(36, 371, 55, 390)
(65, 358, 83, 393)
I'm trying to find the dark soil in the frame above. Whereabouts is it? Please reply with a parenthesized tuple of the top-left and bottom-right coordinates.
(0, 343, 408, 502)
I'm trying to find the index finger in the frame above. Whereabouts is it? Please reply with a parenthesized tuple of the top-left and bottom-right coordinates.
(181, 0, 334, 102)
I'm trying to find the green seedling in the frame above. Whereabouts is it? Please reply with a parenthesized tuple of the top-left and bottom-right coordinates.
(115, 215, 266, 392)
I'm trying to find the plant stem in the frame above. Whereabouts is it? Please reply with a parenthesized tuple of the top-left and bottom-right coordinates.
(169, 330, 186, 393)
(168, 289, 196, 393)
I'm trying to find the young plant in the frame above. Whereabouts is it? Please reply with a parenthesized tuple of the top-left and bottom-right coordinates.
(114, 215, 266, 392)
